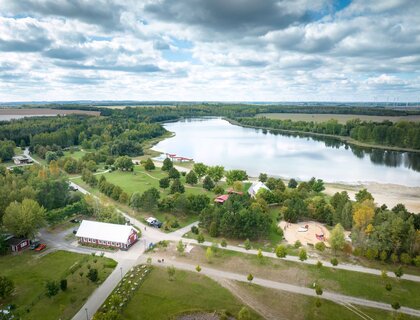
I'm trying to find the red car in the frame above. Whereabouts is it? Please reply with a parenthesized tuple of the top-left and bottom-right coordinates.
(35, 244, 47, 252)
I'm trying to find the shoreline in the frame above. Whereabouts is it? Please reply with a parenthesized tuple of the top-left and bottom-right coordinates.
(224, 117, 420, 154)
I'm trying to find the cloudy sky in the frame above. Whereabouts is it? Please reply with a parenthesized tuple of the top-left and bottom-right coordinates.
(0, 0, 419, 102)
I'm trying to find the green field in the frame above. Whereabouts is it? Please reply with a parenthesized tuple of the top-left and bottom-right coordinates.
(63, 149, 90, 160)
(121, 266, 261, 319)
(0, 250, 116, 320)
(171, 246, 420, 310)
(235, 281, 419, 320)
(257, 113, 420, 124)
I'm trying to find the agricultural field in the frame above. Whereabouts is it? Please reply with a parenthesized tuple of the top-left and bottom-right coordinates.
(256, 113, 420, 124)
(0, 250, 116, 320)
(121, 266, 260, 319)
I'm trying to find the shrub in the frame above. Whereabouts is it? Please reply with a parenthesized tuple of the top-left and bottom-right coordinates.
(294, 240, 302, 248)
(385, 283, 392, 291)
(391, 253, 399, 264)
(196, 265, 201, 272)
(414, 256, 420, 267)
(45, 280, 60, 297)
(394, 266, 404, 278)
(353, 247, 362, 256)
(379, 250, 388, 262)
(275, 245, 287, 258)
(316, 261, 323, 268)
(87, 268, 98, 282)
(197, 233, 205, 243)
(191, 225, 199, 235)
(247, 274, 253, 283)
(391, 302, 401, 310)
(221, 239, 227, 247)
(298, 248, 307, 261)
(330, 257, 339, 266)
(60, 279, 67, 291)
(276, 227, 284, 238)
(212, 185, 225, 195)
(244, 239, 251, 250)
(400, 253, 412, 265)
(315, 242, 326, 252)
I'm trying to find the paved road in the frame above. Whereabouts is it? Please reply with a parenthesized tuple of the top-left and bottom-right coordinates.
(146, 258, 420, 318)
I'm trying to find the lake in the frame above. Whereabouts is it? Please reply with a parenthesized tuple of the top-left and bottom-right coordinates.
(153, 118, 420, 186)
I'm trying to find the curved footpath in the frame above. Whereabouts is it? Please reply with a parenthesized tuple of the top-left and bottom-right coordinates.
(63, 181, 420, 319)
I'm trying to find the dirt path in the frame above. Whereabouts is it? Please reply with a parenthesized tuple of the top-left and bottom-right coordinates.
(217, 279, 280, 320)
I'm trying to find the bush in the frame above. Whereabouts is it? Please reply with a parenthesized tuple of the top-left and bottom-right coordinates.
(191, 225, 199, 235)
(316, 261, 323, 268)
(391, 253, 399, 264)
(298, 248, 307, 261)
(244, 239, 251, 250)
(414, 256, 420, 267)
(60, 279, 67, 291)
(315, 242, 326, 252)
(394, 266, 404, 278)
(212, 185, 225, 195)
(87, 268, 98, 282)
(400, 253, 412, 265)
(197, 233, 205, 243)
(45, 280, 60, 297)
(391, 302, 401, 310)
(276, 227, 284, 238)
(385, 283, 392, 291)
(330, 257, 339, 266)
(221, 239, 227, 247)
(294, 240, 302, 248)
(275, 245, 287, 258)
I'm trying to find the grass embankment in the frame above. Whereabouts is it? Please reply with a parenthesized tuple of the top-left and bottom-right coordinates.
(235, 281, 419, 320)
(122, 266, 261, 319)
(0, 250, 116, 320)
(256, 113, 420, 124)
(151, 245, 420, 310)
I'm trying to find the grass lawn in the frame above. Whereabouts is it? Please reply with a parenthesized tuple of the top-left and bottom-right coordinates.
(235, 281, 419, 320)
(63, 149, 89, 160)
(0, 250, 116, 320)
(158, 245, 420, 310)
(122, 266, 261, 319)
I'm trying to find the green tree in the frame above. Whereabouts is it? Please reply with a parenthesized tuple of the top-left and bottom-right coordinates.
(355, 188, 374, 202)
(159, 177, 170, 189)
(185, 171, 198, 185)
(139, 188, 160, 210)
(0, 276, 14, 299)
(3, 199, 46, 238)
(225, 170, 248, 185)
(162, 158, 173, 171)
(244, 239, 251, 250)
(196, 265, 201, 272)
(207, 166, 224, 182)
(203, 175, 215, 191)
(143, 158, 155, 171)
(193, 163, 208, 178)
(275, 245, 287, 258)
(45, 280, 60, 297)
(114, 156, 134, 171)
(259, 173, 268, 182)
(288, 178, 298, 188)
(177, 240, 185, 255)
(247, 273, 254, 283)
(168, 167, 180, 179)
(329, 223, 346, 253)
(87, 268, 98, 282)
(170, 179, 185, 194)
(299, 248, 308, 261)
(197, 233, 205, 243)
(257, 249, 264, 262)
(206, 246, 213, 263)
(60, 279, 67, 291)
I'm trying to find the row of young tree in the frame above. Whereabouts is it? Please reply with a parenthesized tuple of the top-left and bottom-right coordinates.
(237, 117, 420, 150)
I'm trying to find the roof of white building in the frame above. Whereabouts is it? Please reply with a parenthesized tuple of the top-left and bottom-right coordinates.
(76, 220, 136, 243)
(248, 181, 270, 195)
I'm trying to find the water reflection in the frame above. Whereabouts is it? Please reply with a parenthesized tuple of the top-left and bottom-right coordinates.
(153, 118, 420, 186)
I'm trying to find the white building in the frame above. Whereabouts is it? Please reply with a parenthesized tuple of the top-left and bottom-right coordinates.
(248, 181, 270, 198)
(76, 220, 138, 250)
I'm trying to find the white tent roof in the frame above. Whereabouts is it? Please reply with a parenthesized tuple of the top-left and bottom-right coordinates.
(76, 220, 136, 243)
(248, 181, 270, 195)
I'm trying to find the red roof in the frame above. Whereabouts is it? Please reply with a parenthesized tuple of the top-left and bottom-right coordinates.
(214, 194, 229, 203)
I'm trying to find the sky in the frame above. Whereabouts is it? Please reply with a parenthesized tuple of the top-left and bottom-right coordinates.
(0, 0, 419, 102)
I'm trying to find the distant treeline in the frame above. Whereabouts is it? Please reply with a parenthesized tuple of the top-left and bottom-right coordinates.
(237, 117, 420, 150)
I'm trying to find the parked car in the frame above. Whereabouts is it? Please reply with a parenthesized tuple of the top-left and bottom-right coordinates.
(29, 240, 40, 250)
(69, 185, 78, 191)
(35, 244, 46, 252)
(69, 218, 80, 223)
(146, 217, 162, 228)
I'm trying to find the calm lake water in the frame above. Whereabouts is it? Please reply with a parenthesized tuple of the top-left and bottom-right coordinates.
(153, 118, 420, 186)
